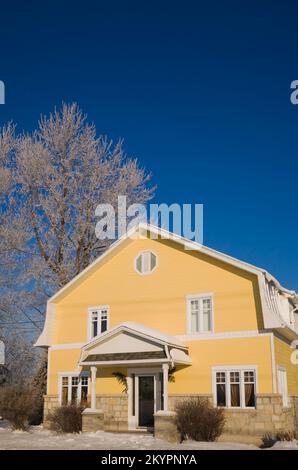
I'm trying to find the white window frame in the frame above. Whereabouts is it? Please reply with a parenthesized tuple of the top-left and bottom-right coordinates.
(134, 250, 158, 276)
(58, 372, 90, 405)
(186, 293, 214, 334)
(88, 305, 109, 340)
(277, 366, 288, 408)
(212, 365, 258, 409)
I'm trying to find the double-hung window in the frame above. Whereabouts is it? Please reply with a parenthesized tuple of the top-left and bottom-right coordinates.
(89, 306, 109, 339)
(60, 374, 89, 405)
(214, 368, 256, 408)
(187, 295, 213, 333)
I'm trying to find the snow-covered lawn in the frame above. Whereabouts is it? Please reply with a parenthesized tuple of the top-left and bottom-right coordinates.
(0, 421, 297, 450)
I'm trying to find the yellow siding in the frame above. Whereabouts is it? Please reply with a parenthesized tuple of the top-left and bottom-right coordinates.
(49, 348, 126, 395)
(274, 337, 298, 395)
(52, 237, 263, 345)
(170, 335, 273, 394)
(49, 335, 273, 395)
(47, 235, 272, 395)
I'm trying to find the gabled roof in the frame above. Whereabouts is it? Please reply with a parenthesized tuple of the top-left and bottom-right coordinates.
(48, 222, 297, 303)
(35, 223, 298, 348)
(78, 321, 190, 367)
(82, 321, 187, 351)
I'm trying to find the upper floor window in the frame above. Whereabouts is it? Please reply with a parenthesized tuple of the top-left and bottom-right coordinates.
(88, 306, 109, 339)
(187, 295, 213, 333)
(135, 251, 157, 275)
(214, 368, 256, 408)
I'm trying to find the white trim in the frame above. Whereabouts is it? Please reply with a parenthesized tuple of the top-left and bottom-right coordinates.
(46, 348, 51, 395)
(186, 293, 214, 334)
(81, 358, 171, 366)
(134, 250, 158, 276)
(177, 330, 269, 341)
(87, 305, 110, 341)
(49, 330, 272, 349)
(277, 365, 289, 408)
(212, 365, 258, 409)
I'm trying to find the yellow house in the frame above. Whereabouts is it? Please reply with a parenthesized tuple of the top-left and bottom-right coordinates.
(36, 223, 298, 436)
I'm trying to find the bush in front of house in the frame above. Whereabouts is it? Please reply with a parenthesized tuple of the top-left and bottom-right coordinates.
(48, 404, 83, 433)
(0, 384, 37, 430)
(175, 398, 225, 442)
(261, 430, 297, 448)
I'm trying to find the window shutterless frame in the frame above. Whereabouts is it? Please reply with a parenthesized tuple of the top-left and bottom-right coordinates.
(58, 372, 90, 405)
(186, 293, 214, 334)
(88, 305, 109, 340)
(212, 366, 258, 409)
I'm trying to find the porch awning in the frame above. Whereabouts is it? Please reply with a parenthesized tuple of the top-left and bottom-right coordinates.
(78, 322, 191, 367)
(82, 351, 166, 362)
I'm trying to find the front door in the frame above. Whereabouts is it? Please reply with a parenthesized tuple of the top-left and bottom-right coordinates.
(138, 375, 154, 427)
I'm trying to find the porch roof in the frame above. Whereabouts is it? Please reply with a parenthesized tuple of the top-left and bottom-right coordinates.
(78, 322, 191, 367)
(82, 351, 166, 362)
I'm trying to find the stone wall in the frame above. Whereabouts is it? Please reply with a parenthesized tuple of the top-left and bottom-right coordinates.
(154, 411, 180, 443)
(43, 394, 59, 427)
(82, 409, 104, 432)
(43, 394, 128, 431)
(169, 393, 213, 411)
(96, 394, 129, 431)
(44, 393, 298, 437)
(169, 393, 298, 437)
(224, 395, 296, 436)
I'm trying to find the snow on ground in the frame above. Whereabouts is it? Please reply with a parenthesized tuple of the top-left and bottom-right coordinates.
(0, 421, 296, 450)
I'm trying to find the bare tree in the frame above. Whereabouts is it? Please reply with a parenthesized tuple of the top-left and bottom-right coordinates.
(0, 103, 155, 331)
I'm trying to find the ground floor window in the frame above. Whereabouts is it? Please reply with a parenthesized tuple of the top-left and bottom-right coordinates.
(60, 374, 89, 406)
(214, 368, 256, 408)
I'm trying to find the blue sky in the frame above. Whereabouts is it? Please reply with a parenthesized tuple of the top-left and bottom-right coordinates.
(0, 0, 298, 289)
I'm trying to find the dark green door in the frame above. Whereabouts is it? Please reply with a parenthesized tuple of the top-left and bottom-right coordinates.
(138, 376, 154, 427)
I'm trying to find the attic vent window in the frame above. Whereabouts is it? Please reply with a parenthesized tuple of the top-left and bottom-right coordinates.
(135, 251, 157, 275)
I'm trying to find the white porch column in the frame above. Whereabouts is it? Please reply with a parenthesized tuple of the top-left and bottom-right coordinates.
(91, 366, 97, 409)
(162, 363, 169, 412)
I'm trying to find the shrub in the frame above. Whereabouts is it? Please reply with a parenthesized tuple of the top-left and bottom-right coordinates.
(261, 432, 276, 448)
(48, 405, 83, 433)
(0, 384, 37, 430)
(275, 430, 296, 441)
(175, 398, 225, 442)
(261, 430, 296, 448)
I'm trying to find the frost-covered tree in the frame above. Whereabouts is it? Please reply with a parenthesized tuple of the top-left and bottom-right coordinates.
(0, 103, 154, 331)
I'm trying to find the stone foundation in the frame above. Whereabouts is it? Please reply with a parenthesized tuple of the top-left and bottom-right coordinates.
(43, 393, 298, 438)
(169, 393, 298, 437)
(224, 395, 297, 436)
(43, 395, 59, 427)
(169, 394, 213, 410)
(154, 411, 180, 443)
(43, 394, 128, 431)
(96, 395, 128, 431)
(82, 408, 104, 432)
